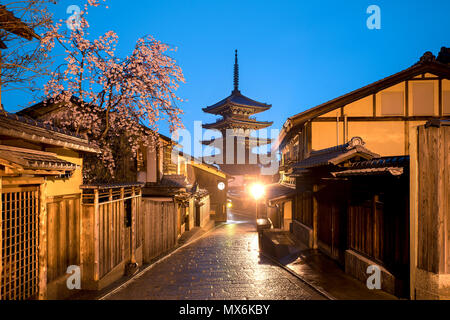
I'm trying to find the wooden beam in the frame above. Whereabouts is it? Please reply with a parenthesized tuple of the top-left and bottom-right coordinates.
(0, 177, 2, 295)
(2, 176, 44, 186)
(131, 187, 136, 264)
(38, 182, 47, 300)
(312, 184, 318, 249)
(93, 189, 99, 281)
(372, 94, 376, 117)
(438, 78, 443, 117)
(121, 188, 125, 261)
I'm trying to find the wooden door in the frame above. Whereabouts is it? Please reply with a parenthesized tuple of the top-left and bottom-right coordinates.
(317, 187, 347, 264)
(1, 186, 40, 300)
(195, 205, 200, 227)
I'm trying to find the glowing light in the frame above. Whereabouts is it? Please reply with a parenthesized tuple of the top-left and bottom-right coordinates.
(256, 219, 266, 225)
(250, 183, 265, 200)
(227, 202, 232, 208)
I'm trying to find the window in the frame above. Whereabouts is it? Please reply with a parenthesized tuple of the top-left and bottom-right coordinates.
(294, 192, 313, 227)
(381, 91, 404, 116)
(412, 82, 435, 116)
(293, 143, 299, 161)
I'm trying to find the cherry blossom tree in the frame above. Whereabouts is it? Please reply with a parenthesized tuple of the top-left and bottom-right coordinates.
(41, 0, 185, 182)
(0, 1, 54, 96)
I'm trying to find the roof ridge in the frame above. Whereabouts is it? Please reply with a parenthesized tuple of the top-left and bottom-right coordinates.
(1, 110, 85, 140)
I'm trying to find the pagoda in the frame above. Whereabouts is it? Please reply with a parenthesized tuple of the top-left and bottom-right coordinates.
(201, 50, 272, 178)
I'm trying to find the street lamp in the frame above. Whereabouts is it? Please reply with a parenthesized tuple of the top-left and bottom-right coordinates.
(249, 183, 265, 219)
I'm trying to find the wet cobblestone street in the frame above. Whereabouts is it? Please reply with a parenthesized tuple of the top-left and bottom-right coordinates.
(105, 211, 325, 300)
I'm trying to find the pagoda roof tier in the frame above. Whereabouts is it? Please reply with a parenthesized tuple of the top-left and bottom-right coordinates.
(202, 117, 273, 130)
(200, 136, 273, 146)
(202, 90, 271, 116)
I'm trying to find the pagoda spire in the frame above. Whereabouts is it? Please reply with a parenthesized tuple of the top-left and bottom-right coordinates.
(233, 49, 239, 93)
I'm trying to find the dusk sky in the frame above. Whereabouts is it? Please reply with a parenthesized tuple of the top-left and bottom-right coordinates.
(3, 0, 450, 155)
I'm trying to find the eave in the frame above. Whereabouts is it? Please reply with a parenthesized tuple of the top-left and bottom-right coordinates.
(200, 136, 273, 146)
(203, 91, 271, 115)
(202, 118, 273, 130)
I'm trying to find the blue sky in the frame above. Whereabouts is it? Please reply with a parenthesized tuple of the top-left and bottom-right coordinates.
(3, 0, 450, 155)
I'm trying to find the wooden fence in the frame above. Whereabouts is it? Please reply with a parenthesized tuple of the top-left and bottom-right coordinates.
(46, 194, 81, 284)
(142, 198, 177, 263)
(80, 184, 142, 290)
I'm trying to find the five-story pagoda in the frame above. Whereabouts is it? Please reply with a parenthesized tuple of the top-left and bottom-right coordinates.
(201, 50, 272, 186)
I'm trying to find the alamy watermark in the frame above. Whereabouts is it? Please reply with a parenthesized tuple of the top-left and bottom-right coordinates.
(366, 264, 381, 290)
(66, 265, 81, 290)
(66, 5, 81, 31)
(171, 121, 280, 176)
(366, 5, 381, 30)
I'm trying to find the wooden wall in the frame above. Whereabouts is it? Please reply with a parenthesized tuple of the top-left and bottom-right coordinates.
(348, 198, 383, 263)
(142, 199, 177, 263)
(196, 195, 210, 228)
(97, 199, 124, 278)
(46, 194, 81, 283)
(417, 125, 450, 274)
(294, 192, 313, 228)
(80, 187, 142, 289)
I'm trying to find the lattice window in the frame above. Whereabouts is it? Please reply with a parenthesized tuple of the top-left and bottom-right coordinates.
(1, 186, 39, 300)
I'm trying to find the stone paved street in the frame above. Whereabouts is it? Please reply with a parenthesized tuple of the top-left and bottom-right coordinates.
(104, 210, 325, 300)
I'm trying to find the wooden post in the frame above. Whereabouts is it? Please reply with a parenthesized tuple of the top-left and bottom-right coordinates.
(0, 177, 2, 294)
(109, 189, 113, 271)
(312, 185, 319, 249)
(131, 187, 136, 264)
(93, 189, 99, 281)
(120, 187, 125, 261)
(373, 194, 378, 259)
(0, 50, 2, 109)
(38, 182, 47, 300)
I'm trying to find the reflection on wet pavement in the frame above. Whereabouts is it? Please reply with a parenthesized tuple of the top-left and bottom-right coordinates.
(106, 210, 325, 300)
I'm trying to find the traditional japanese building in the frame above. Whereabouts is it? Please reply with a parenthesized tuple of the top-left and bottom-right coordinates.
(201, 50, 273, 192)
(267, 48, 450, 299)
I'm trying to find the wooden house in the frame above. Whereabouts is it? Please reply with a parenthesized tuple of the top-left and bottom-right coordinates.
(0, 111, 100, 300)
(270, 48, 450, 298)
(180, 152, 228, 224)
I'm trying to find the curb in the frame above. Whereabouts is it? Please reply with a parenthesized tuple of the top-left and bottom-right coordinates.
(98, 221, 224, 300)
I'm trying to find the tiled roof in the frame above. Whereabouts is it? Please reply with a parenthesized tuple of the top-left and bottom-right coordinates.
(0, 146, 77, 172)
(425, 119, 450, 128)
(266, 183, 296, 201)
(331, 156, 409, 177)
(203, 90, 271, 115)
(346, 156, 409, 169)
(437, 47, 450, 64)
(0, 111, 101, 153)
(80, 182, 145, 189)
(200, 136, 273, 146)
(160, 174, 191, 188)
(289, 137, 379, 173)
(202, 117, 273, 130)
